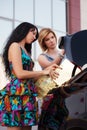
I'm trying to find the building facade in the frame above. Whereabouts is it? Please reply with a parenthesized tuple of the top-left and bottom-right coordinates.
(0, 0, 87, 129)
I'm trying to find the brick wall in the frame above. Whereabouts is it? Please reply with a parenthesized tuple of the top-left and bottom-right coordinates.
(67, 0, 80, 34)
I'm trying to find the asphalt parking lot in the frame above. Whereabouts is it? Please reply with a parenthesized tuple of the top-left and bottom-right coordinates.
(0, 126, 38, 130)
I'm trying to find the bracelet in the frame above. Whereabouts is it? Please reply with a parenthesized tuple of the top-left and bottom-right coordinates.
(58, 53, 64, 59)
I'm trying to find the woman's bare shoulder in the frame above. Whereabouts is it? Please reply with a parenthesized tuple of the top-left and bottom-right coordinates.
(9, 42, 20, 49)
(8, 42, 21, 60)
(38, 53, 46, 60)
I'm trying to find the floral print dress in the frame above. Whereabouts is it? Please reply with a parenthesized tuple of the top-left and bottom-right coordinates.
(0, 48, 38, 127)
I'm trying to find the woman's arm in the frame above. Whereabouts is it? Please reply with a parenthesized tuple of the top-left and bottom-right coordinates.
(8, 43, 58, 79)
(38, 52, 64, 69)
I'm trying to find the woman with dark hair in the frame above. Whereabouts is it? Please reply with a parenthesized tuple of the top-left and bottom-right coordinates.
(0, 22, 59, 130)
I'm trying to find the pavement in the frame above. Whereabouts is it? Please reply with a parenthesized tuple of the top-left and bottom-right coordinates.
(0, 126, 38, 130)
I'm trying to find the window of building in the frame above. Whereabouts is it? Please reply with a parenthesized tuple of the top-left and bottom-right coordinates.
(0, 0, 13, 19)
(0, 0, 67, 60)
(0, 20, 12, 53)
(15, 0, 34, 23)
(35, 0, 51, 27)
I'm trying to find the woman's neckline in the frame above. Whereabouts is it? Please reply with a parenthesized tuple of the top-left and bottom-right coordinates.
(20, 46, 31, 57)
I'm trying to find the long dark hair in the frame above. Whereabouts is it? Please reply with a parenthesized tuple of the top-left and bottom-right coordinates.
(3, 22, 39, 76)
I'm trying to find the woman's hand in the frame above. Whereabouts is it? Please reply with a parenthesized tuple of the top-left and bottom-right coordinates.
(45, 63, 61, 70)
(49, 64, 62, 80)
(44, 64, 62, 79)
(50, 69, 59, 80)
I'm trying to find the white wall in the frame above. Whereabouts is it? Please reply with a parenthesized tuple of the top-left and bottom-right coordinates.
(80, 0, 87, 29)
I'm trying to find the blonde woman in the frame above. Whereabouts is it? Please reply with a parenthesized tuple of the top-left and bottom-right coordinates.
(37, 28, 68, 130)
(38, 28, 65, 69)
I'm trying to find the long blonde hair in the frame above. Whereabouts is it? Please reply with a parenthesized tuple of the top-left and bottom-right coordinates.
(38, 28, 57, 51)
